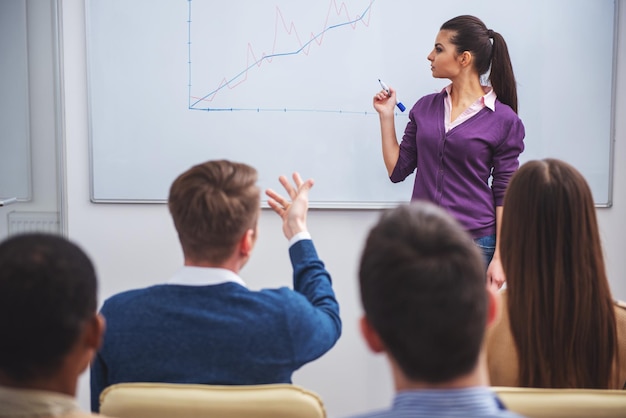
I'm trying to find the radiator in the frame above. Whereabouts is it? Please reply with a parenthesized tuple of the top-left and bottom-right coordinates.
(8, 211, 60, 235)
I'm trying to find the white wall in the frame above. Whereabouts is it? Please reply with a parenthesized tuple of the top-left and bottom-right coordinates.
(0, 0, 60, 237)
(60, 1, 626, 416)
(598, 1, 626, 301)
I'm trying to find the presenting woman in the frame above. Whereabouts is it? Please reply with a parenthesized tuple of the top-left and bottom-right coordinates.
(373, 15, 525, 288)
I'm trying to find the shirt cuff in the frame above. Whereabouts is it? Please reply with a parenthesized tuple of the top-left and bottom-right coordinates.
(289, 231, 311, 247)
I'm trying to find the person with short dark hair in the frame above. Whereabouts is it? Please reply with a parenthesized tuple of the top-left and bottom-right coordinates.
(349, 202, 524, 418)
(90, 160, 342, 412)
(0, 233, 108, 418)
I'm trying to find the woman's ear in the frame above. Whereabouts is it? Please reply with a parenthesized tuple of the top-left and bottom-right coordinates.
(459, 51, 473, 67)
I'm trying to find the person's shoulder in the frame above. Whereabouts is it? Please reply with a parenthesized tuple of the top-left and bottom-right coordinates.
(488, 102, 525, 141)
(101, 285, 159, 311)
(104, 287, 148, 302)
(615, 300, 626, 320)
(613, 300, 626, 350)
(340, 410, 393, 418)
(493, 100, 521, 120)
(615, 300, 626, 387)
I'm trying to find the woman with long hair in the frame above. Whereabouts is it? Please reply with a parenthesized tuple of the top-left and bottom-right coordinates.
(373, 15, 525, 288)
(487, 158, 626, 389)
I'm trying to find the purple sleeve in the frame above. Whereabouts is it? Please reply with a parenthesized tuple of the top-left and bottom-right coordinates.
(390, 111, 418, 183)
(492, 116, 525, 206)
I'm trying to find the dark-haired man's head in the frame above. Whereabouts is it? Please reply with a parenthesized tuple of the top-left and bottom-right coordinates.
(358, 201, 498, 387)
(0, 233, 104, 395)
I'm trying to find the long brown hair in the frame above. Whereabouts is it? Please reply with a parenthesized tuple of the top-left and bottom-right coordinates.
(441, 15, 518, 114)
(501, 159, 617, 388)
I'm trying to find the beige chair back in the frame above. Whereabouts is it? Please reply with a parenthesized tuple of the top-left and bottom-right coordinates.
(493, 386, 626, 418)
(99, 382, 326, 418)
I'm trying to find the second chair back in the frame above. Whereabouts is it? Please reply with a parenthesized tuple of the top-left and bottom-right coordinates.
(493, 386, 626, 418)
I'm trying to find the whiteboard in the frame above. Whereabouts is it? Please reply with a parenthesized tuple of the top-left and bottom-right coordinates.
(86, 0, 616, 207)
(0, 0, 31, 201)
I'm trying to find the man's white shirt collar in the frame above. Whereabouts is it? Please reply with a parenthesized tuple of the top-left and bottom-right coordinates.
(166, 232, 311, 288)
(167, 266, 248, 288)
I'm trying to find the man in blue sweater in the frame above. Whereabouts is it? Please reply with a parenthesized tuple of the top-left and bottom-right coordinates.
(90, 160, 341, 412)
(349, 202, 523, 418)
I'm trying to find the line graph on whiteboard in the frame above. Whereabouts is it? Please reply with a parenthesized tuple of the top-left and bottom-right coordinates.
(187, 0, 379, 114)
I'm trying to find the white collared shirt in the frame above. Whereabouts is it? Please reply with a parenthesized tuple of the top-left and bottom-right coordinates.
(167, 266, 248, 287)
(167, 231, 312, 287)
(444, 84, 496, 133)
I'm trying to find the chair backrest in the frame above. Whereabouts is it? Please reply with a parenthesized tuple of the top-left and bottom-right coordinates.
(493, 386, 626, 418)
(99, 382, 326, 418)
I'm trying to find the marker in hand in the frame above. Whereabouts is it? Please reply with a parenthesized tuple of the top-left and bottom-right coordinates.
(378, 79, 406, 112)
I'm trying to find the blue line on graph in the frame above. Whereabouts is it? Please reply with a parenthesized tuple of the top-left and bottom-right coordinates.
(187, 0, 378, 113)
(187, 106, 395, 115)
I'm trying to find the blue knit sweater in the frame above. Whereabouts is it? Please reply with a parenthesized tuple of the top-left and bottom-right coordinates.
(90, 239, 341, 412)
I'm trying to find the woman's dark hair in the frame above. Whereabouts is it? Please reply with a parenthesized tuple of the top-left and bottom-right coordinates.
(501, 159, 618, 388)
(441, 15, 518, 114)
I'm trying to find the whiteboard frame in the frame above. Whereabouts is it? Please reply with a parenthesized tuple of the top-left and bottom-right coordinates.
(603, 0, 619, 208)
(85, 0, 618, 209)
